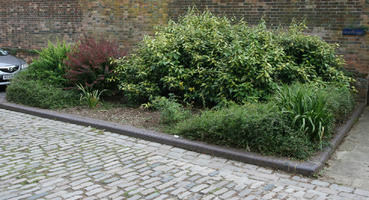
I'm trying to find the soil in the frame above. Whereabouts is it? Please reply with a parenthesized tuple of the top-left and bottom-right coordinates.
(58, 103, 163, 132)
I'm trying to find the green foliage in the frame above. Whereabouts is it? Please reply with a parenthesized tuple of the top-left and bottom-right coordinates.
(274, 84, 332, 145)
(151, 96, 190, 124)
(274, 83, 354, 146)
(324, 84, 355, 121)
(77, 84, 105, 108)
(174, 103, 314, 159)
(29, 40, 71, 86)
(6, 72, 79, 109)
(113, 9, 352, 107)
(276, 22, 353, 87)
(6, 40, 79, 109)
(172, 83, 355, 160)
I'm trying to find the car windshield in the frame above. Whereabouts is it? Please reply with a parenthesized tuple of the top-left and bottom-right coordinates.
(0, 49, 8, 56)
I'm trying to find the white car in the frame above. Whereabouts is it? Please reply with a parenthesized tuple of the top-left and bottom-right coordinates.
(0, 48, 28, 85)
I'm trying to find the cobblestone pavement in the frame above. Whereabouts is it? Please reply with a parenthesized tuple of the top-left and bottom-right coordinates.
(1, 109, 369, 200)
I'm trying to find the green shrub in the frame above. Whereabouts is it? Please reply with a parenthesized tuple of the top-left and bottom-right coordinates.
(6, 72, 79, 109)
(173, 103, 314, 159)
(276, 23, 352, 87)
(113, 11, 285, 106)
(28, 40, 71, 86)
(151, 96, 190, 124)
(318, 83, 355, 122)
(6, 40, 79, 109)
(113, 9, 353, 107)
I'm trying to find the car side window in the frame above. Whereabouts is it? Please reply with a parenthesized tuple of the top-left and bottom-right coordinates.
(0, 49, 8, 56)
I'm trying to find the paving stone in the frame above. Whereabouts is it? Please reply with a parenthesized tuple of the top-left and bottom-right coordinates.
(355, 188, 369, 197)
(65, 195, 83, 200)
(141, 188, 156, 196)
(190, 184, 209, 193)
(213, 187, 228, 195)
(145, 192, 160, 199)
(244, 195, 257, 200)
(171, 187, 186, 196)
(128, 195, 142, 200)
(27, 192, 49, 200)
(85, 187, 105, 196)
(221, 190, 236, 198)
(72, 181, 94, 190)
(311, 180, 330, 187)
(263, 184, 275, 191)
(330, 184, 354, 193)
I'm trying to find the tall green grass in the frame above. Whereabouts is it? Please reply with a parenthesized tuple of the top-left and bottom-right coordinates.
(274, 83, 354, 146)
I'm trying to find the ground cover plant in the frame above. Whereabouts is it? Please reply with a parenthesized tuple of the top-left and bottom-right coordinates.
(7, 9, 357, 160)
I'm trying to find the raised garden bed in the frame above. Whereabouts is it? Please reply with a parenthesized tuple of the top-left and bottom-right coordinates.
(3, 10, 368, 176)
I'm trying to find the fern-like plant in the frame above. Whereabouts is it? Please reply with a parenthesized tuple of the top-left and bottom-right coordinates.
(29, 40, 71, 86)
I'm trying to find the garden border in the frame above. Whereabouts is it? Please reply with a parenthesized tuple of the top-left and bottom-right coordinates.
(0, 96, 365, 176)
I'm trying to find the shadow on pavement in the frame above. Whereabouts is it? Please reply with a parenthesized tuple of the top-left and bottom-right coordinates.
(0, 86, 6, 92)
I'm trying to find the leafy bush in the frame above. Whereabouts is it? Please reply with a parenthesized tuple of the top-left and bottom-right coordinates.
(325, 84, 355, 121)
(276, 23, 353, 87)
(113, 9, 352, 107)
(274, 83, 355, 145)
(151, 96, 190, 124)
(65, 37, 126, 92)
(173, 103, 314, 159)
(25, 40, 71, 86)
(6, 40, 79, 109)
(6, 72, 79, 109)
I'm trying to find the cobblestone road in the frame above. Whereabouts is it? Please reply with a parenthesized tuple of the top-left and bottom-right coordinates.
(1, 109, 369, 200)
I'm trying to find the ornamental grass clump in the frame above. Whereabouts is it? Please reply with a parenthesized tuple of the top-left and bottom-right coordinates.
(274, 83, 355, 146)
(274, 84, 334, 146)
(77, 84, 105, 108)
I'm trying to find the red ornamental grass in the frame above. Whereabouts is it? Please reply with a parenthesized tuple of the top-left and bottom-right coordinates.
(65, 36, 126, 91)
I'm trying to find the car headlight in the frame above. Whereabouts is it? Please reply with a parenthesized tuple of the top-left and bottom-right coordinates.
(21, 63, 29, 69)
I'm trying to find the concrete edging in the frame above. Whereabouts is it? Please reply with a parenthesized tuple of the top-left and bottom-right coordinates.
(0, 99, 365, 176)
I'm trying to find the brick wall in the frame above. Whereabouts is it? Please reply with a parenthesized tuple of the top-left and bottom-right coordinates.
(0, 0, 83, 48)
(1, 0, 368, 73)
